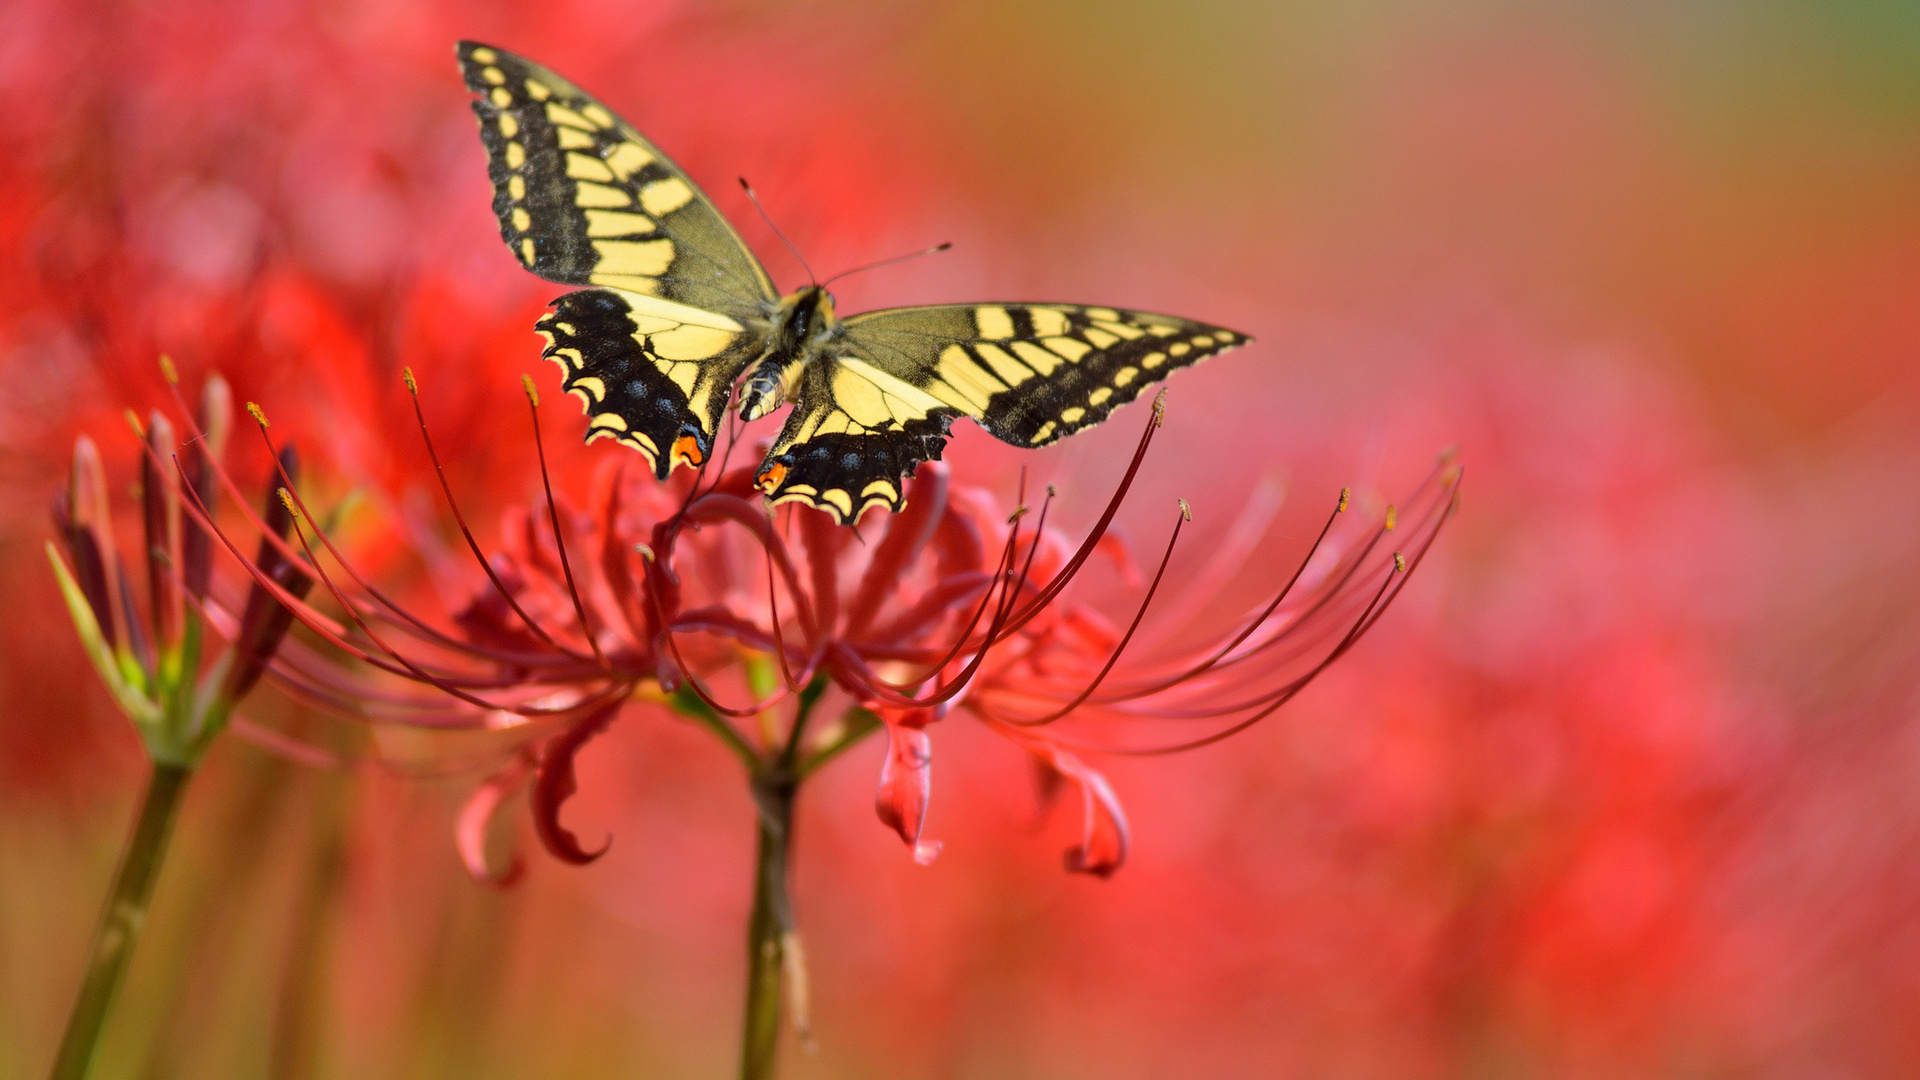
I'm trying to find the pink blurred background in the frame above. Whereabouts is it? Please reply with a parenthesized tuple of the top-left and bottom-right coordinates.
(4, 0, 1919, 1076)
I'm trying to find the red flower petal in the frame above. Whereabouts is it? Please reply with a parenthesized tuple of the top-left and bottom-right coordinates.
(457, 749, 536, 888)
(874, 711, 935, 847)
(1031, 743, 1131, 878)
(529, 700, 622, 864)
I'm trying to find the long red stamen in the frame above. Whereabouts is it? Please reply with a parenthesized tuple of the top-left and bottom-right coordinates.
(234, 413, 580, 670)
(274, 489, 563, 710)
(237, 412, 574, 669)
(645, 572, 790, 721)
(872, 492, 1042, 690)
(763, 545, 803, 692)
(681, 493, 818, 644)
(1092, 491, 1348, 702)
(998, 499, 1190, 726)
(175, 455, 611, 715)
(525, 380, 612, 670)
(999, 390, 1165, 637)
(856, 508, 1035, 708)
(1052, 481, 1457, 754)
(404, 370, 591, 661)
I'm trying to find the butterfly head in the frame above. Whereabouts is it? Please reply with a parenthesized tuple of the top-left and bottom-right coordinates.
(778, 284, 838, 341)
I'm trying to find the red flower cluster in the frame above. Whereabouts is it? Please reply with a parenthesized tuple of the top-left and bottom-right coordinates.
(167, 364, 1457, 881)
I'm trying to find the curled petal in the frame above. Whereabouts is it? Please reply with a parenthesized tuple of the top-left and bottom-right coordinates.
(1032, 743, 1131, 877)
(458, 748, 537, 887)
(530, 699, 623, 864)
(875, 712, 934, 847)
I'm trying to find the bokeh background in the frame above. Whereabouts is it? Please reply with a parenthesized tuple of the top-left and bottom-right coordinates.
(5, 0, 1920, 1077)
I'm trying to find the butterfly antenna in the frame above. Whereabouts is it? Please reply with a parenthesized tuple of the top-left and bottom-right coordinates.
(739, 177, 816, 286)
(823, 242, 953, 288)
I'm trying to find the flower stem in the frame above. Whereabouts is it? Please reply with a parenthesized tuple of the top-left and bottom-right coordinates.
(49, 761, 192, 1080)
(740, 768, 797, 1080)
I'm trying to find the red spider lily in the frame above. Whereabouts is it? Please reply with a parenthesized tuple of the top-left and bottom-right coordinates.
(160, 360, 1459, 882)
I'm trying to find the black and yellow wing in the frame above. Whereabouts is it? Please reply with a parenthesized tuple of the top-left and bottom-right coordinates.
(538, 289, 767, 476)
(756, 304, 1248, 521)
(457, 42, 775, 477)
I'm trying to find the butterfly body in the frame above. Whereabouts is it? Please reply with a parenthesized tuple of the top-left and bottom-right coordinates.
(459, 41, 1251, 523)
(737, 285, 839, 423)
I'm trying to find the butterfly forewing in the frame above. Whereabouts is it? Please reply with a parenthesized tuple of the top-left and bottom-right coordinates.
(839, 304, 1248, 447)
(457, 42, 776, 315)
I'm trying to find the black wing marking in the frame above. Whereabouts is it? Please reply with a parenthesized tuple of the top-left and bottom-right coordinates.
(753, 356, 963, 523)
(537, 289, 762, 479)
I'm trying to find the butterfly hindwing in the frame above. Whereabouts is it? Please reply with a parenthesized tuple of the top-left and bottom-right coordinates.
(838, 304, 1248, 447)
(456, 41, 776, 316)
(536, 289, 763, 479)
(757, 356, 964, 522)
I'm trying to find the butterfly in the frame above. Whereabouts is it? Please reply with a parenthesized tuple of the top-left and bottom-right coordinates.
(457, 42, 1250, 524)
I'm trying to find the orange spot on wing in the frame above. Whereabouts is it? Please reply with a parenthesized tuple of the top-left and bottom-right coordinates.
(757, 462, 787, 493)
(673, 434, 704, 466)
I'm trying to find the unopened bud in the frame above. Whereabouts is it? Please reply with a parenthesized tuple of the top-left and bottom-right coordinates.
(142, 412, 183, 649)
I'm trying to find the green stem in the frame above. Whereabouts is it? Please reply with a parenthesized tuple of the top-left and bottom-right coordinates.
(49, 761, 192, 1080)
(740, 769, 797, 1080)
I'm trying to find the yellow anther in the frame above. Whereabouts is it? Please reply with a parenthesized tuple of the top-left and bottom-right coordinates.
(1151, 387, 1168, 426)
(633, 542, 655, 562)
(1046, 483, 1057, 498)
(124, 409, 145, 438)
(521, 373, 540, 406)
(1337, 487, 1350, 513)
(402, 367, 417, 394)
(276, 488, 301, 518)
(1178, 497, 1192, 522)
(246, 402, 269, 428)
(158, 354, 179, 384)
(1385, 505, 1397, 531)
(1392, 552, 1406, 573)
(1007, 504, 1030, 524)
